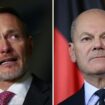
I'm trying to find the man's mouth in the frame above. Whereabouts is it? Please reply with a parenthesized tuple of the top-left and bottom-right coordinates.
(90, 56, 105, 61)
(0, 57, 17, 65)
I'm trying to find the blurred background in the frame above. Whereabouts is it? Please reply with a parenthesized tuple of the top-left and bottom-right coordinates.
(0, 0, 52, 82)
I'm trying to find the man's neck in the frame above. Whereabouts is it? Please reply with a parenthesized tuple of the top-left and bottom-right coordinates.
(84, 74, 105, 88)
(0, 80, 16, 90)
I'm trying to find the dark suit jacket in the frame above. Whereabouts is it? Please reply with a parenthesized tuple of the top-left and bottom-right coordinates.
(23, 75, 52, 105)
(59, 86, 85, 105)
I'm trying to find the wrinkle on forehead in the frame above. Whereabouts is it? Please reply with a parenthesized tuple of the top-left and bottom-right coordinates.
(72, 9, 105, 40)
(0, 13, 26, 36)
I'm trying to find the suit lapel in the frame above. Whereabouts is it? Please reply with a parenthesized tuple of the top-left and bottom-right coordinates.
(59, 85, 85, 105)
(73, 86, 85, 105)
(23, 75, 51, 105)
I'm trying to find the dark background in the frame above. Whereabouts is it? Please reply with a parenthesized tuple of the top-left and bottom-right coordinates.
(0, 0, 52, 82)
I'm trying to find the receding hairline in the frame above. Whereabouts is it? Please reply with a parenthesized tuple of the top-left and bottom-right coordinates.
(0, 7, 29, 37)
(71, 9, 105, 42)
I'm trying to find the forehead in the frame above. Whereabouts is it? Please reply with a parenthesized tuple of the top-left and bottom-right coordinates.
(0, 13, 24, 34)
(0, 13, 23, 27)
(75, 12, 105, 35)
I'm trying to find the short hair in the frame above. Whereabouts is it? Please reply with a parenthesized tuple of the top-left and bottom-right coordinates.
(70, 18, 77, 42)
(0, 6, 29, 36)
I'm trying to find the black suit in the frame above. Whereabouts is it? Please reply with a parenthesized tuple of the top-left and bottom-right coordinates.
(23, 75, 52, 105)
(59, 86, 85, 105)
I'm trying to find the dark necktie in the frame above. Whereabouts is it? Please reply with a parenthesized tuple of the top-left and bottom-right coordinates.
(0, 91, 15, 105)
(95, 89, 105, 105)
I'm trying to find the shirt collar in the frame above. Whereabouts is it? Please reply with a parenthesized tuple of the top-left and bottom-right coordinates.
(84, 81, 99, 105)
(7, 72, 32, 95)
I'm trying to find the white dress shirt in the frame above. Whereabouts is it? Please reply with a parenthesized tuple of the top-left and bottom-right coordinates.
(0, 73, 32, 105)
(84, 81, 101, 105)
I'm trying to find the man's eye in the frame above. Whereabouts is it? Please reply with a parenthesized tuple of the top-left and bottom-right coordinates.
(102, 35, 105, 39)
(81, 37, 91, 42)
(8, 34, 22, 40)
(11, 34, 19, 39)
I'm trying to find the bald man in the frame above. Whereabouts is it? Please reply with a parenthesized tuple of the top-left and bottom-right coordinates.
(59, 9, 105, 105)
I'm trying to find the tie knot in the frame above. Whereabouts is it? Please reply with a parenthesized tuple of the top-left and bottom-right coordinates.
(95, 89, 105, 98)
(0, 91, 15, 105)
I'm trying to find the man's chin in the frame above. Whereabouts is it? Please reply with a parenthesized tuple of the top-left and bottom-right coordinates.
(0, 69, 25, 81)
(85, 70, 105, 77)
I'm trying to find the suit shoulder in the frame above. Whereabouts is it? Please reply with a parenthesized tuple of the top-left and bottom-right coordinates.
(24, 74, 52, 105)
(31, 74, 52, 92)
(58, 86, 84, 105)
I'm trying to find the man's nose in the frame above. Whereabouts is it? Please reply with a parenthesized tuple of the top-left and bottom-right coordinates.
(0, 39, 12, 54)
(93, 38, 103, 50)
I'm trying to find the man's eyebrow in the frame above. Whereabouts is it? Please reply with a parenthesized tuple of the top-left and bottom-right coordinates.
(100, 32, 105, 36)
(80, 32, 105, 37)
(6, 29, 20, 33)
(4, 29, 24, 36)
(80, 32, 93, 37)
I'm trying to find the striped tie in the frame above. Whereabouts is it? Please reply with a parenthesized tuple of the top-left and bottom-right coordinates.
(95, 89, 105, 105)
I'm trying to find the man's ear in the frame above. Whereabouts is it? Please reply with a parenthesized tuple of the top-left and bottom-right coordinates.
(69, 42, 76, 62)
